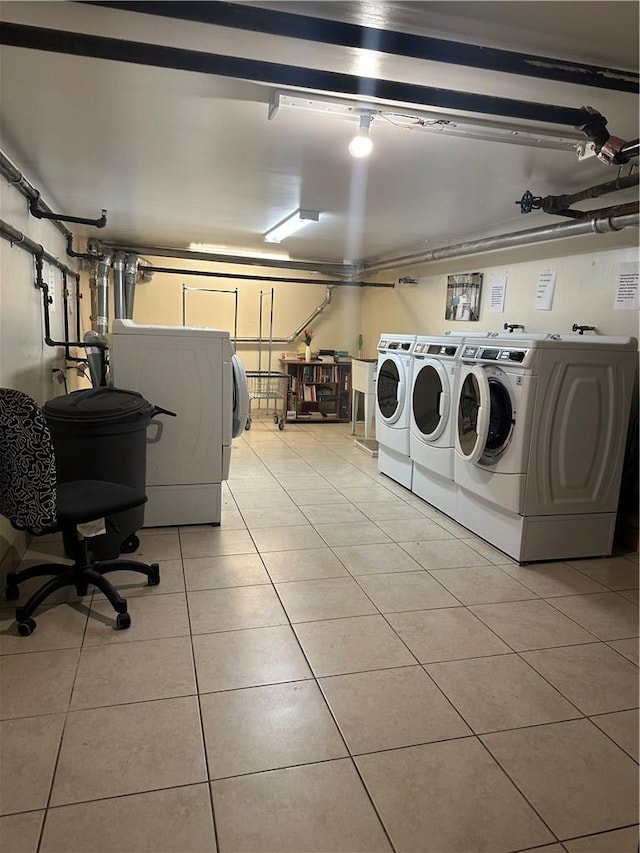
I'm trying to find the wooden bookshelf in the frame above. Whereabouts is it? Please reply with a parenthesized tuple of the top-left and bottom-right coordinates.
(280, 359, 352, 423)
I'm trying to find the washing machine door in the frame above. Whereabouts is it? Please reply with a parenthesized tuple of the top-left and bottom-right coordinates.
(377, 355, 406, 425)
(231, 354, 249, 437)
(456, 366, 490, 464)
(457, 366, 515, 465)
(412, 358, 449, 441)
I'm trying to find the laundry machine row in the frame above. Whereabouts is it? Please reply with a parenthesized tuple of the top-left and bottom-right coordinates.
(376, 331, 492, 496)
(378, 331, 637, 564)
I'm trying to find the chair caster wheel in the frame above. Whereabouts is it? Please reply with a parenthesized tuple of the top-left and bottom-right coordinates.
(5, 584, 19, 601)
(17, 617, 36, 636)
(147, 564, 160, 586)
(116, 612, 131, 630)
(120, 535, 140, 554)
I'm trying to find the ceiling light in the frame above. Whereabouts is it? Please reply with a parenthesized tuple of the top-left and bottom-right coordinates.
(349, 113, 374, 158)
(189, 243, 290, 260)
(264, 209, 320, 243)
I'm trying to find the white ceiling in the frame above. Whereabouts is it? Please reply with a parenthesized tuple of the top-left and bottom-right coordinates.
(1, 1, 638, 268)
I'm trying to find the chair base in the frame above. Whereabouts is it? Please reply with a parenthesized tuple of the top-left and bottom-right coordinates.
(5, 536, 160, 635)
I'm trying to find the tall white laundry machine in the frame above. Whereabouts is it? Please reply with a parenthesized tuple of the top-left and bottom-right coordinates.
(376, 334, 416, 489)
(110, 320, 248, 527)
(410, 335, 465, 516)
(411, 331, 499, 514)
(454, 334, 637, 562)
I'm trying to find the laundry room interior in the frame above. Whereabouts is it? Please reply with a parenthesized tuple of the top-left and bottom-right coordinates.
(0, 3, 639, 853)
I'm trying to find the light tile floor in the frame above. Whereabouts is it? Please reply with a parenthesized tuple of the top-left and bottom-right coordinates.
(1, 418, 638, 853)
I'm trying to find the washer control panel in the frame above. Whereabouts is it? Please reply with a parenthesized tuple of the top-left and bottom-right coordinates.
(462, 345, 530, 365)
(414, 342, 460, 358)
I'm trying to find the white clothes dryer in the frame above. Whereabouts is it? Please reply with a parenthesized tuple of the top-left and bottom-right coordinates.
(454, 335, 637, 562)
(110, 319, 249, 527)
(410, 335, 465, 516)
(376, 334, 416, 488)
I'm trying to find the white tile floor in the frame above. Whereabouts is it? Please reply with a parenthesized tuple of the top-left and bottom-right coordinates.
(1, 417, 638, 853)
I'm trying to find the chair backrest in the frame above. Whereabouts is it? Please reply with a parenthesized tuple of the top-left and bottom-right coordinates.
(0, 388, 58, 534)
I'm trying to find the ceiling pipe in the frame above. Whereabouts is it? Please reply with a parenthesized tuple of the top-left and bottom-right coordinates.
(141, 264, 393, 288)
(101, 242, 360, 277)
(364, 209, 639, 275)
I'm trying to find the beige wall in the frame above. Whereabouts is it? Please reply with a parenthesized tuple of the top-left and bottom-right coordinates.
(361, 231, 639, 355)
(104, 259, 364, 373)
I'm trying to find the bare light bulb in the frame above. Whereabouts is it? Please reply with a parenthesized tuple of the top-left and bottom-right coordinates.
(348, 113, 373, 158)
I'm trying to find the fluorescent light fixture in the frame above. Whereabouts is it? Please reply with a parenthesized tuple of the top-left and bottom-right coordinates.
(269, 91, 585, 153)
(188, 243, 290, 261)
(264, 209, 320, 243)
(349, 112, 374, 158)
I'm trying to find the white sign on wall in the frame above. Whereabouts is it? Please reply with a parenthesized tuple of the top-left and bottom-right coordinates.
(488, 275, 507, 313)
(535, 270, 557, 311)
(613, 261, 639, 310)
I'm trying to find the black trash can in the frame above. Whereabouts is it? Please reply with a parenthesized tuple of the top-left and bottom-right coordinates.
(43, 387, 168, 560)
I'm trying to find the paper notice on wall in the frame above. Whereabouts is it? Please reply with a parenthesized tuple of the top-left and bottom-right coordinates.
(48, 265, 56, 312)
(535, 270, 557, 310)
(488, 275, 507, 313)
(613, 262, 639, 310)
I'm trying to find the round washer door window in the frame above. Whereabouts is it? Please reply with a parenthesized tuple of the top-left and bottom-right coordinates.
(483, 378, 513, 459)
(377, 358, 400, 419)
(413, 363, 446, 439)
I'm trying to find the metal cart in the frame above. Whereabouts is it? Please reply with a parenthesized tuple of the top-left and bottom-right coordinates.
(245, 370, 291, 430)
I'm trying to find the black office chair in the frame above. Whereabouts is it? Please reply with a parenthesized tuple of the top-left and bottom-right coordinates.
(0, 387, 160, 635)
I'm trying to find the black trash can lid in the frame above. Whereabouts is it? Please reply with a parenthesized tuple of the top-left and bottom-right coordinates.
(44, 387, 155, 424)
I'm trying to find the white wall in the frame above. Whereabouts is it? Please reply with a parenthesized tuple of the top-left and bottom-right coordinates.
(0, 177, 78, 565)
(361, 231, 639, 352)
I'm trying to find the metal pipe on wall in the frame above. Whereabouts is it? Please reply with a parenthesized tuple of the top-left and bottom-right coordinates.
(364, 210, 640, 274)
(112, 250, 127, 319)
(0, 222, 105, 364)
(141, 264, 393, 287)
(224, 286, 335, 345)
(94, 250, 113, 335)
(124, 254, 138, 319)
(0, 151, 73, 243)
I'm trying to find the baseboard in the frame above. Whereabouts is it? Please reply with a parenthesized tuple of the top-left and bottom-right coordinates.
(615, 512, 639, 553)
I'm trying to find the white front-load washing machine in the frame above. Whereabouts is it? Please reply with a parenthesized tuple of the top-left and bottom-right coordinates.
(410, 335, 465, 516)
(110, 319, 249, 527)
(376, 334, 416, 489)
(454, 335, 637, 562)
